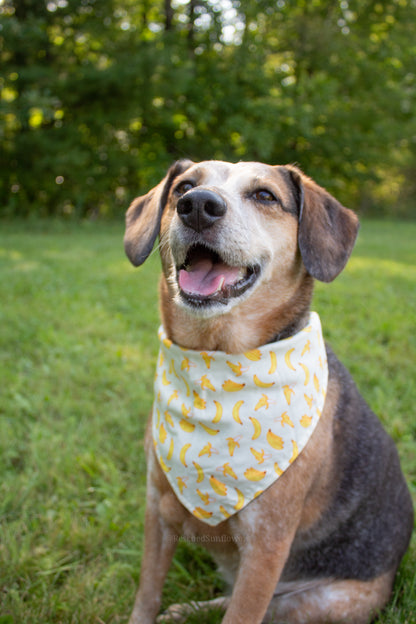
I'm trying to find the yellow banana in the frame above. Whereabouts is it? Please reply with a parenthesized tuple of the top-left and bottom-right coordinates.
(199, 442, 215, 457)
(249, 416, 261, 440)
(209, 475, 228, 496)
(199, 422, 220, 436)
(181, 357, 190, 371)
(274, 462, 283, 476)
(196, 489, 210, 505)
(280, 411, 294, 428)
(219, 505, 231, 518)
(167, 390, 178, 406)
(167, 438, 174, 460)
(179, 418, 195, 433)
(159, 422, 167, 444)
(181, 403, 191, 418)
(244, 349, 262, 361)
(155, 407, 161, 428)
(162, 370, 171, 386)
(289, 439, 299, 464)
(226, 436, 240, 457)
(164, 410, 174, 427)
(193, 506, 213, 520)
(300, 414, 313, 428)
(177, 476, 187, 494)
(267, 428, 284, 450)
(222, 379, 246, 392)
(301, 340, 311, 356)
(220, 462, 238, 480)
(158, 352, 164, 367)
(284, 348, 296, 372)
(232, 399, 244, 425)
(250, 447, 266, 464)
(193, 390, 206, 410)
(179, 442, 191, 467)
(192, 460, 205, 483)
(244, 467, 267, 482)
(313, 373, 320, 393)
(162, 337, 172, 349)
(255, 394, 270, 411)
(158, 455, 171, 473)
(268, 351, 277, 375)
(234, 487, 245, 510)
(304, 393, 313, 408)
(181, 375, 190, 397)
(253, 374, 275, 388)
(201, 352, 215, 369)
(226, 360, 244, 376)
(283, 385, 294, 405)
(212, 400, 223, 423)
(200, 374, 216, 391)
(299, 362, 310, 386)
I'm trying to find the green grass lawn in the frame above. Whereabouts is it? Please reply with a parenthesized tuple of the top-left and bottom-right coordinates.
(0, 219, 415, 623)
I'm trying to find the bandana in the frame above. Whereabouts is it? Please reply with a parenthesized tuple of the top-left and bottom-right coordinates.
(152, 312, 328, 526)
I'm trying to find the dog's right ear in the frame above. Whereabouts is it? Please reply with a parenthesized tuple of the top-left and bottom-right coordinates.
(124, 159, 193, 266)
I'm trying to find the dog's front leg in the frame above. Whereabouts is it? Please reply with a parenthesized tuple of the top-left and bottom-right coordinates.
(128, 467, 178, 624)
(220, 508, 297, 624)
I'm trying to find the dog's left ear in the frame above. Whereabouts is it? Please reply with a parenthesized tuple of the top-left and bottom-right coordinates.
(288, 166, 360, 283)
(124, 159, 194, 266)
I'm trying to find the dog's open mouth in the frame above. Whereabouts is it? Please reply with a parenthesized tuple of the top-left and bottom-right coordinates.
(177, 244, 261, 306)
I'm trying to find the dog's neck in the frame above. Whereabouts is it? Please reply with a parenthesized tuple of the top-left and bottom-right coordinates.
(159, 274, 314, 353)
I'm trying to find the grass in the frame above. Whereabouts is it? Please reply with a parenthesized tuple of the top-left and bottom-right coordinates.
(0, 218, 415, 623)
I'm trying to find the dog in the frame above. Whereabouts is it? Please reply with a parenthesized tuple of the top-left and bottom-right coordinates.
(123, 160, 413, 624)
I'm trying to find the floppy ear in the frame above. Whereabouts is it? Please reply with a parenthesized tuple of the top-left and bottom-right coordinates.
(288, 166, 359, 283)
(124, 159, 194, 266)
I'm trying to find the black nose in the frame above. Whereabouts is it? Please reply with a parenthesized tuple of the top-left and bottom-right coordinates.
(177, 189, 227, 232)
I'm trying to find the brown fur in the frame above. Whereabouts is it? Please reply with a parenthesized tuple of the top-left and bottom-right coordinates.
(123, 160, 413, 624)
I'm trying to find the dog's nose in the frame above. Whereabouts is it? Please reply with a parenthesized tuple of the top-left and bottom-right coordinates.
(177, 189, 227, 232)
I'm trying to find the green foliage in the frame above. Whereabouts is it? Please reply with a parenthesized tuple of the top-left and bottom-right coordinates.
(0, 1, 416, 215)
(0, 219, 414, 622)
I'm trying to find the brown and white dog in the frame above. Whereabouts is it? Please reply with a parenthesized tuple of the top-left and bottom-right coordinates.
(124, 160, 413, 624)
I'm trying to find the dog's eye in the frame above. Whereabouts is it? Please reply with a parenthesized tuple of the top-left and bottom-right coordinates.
(252, 189, 277, 203)
(175, 181, 195, 196)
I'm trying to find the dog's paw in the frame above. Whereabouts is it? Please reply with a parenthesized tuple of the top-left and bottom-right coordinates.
(156, 602, 195, 623)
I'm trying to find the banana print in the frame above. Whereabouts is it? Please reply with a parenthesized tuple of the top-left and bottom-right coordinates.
(284, 347, 296, 372)
(192, 460, 205, 483)
(152, 312, 328, 525)
(179, 443, 192, 467)
(266, 428, 284, 450)
(226, 360, 245, 376)
(212, 400, 223, 423)
(167, 438, 174, 460)
(200, 374, 216, 391)
(232, 399, 244, 425)
(268, 351, 277, 375)
(249, 416, 262, 440)
(209, 475, 228, 496)
(244, 467, 267, 481)
(199, 422, 220, 436)
(222, 379, 246, 392)
(253, 374, 275, 388)
(244, 348, 262, 361)
(193, 390, 206, 410)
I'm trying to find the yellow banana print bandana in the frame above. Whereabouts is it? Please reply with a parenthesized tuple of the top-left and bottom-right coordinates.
(152, 312, 328, 526)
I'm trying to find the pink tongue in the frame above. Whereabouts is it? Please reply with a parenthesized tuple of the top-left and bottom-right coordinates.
(179, 258, 242, 296)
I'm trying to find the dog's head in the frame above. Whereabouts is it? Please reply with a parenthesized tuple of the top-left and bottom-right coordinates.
(124, 160, 359, 319)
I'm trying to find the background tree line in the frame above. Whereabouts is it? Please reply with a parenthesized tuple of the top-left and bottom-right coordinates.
(1, 0, 415, 218)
